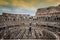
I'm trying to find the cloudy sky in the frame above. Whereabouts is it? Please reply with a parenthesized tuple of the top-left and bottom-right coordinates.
(0, 0, 60, 16)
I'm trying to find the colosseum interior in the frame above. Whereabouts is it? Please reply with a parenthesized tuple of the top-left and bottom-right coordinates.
(0, 5, 60, 40)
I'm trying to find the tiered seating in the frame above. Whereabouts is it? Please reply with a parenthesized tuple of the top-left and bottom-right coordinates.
(42, 29, 59, 40)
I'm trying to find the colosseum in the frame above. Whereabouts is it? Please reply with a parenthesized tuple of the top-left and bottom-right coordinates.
(0, 5, 60, 40)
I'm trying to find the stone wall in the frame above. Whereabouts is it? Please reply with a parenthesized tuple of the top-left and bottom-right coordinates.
(0, 13, 30, 27)
(0, 12, 60, 28)
(36, 4, 60, 16)
(0, 5, 60, 39)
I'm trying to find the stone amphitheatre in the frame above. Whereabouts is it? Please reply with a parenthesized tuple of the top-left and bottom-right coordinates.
(0, 5, 60, 40)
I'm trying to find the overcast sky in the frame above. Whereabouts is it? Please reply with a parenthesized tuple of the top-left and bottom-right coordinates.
(0, 0, 60, 16)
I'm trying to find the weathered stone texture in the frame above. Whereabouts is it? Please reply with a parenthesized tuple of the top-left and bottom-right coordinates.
(0, 5, 60, 40)
(36, 5, 60, 16)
